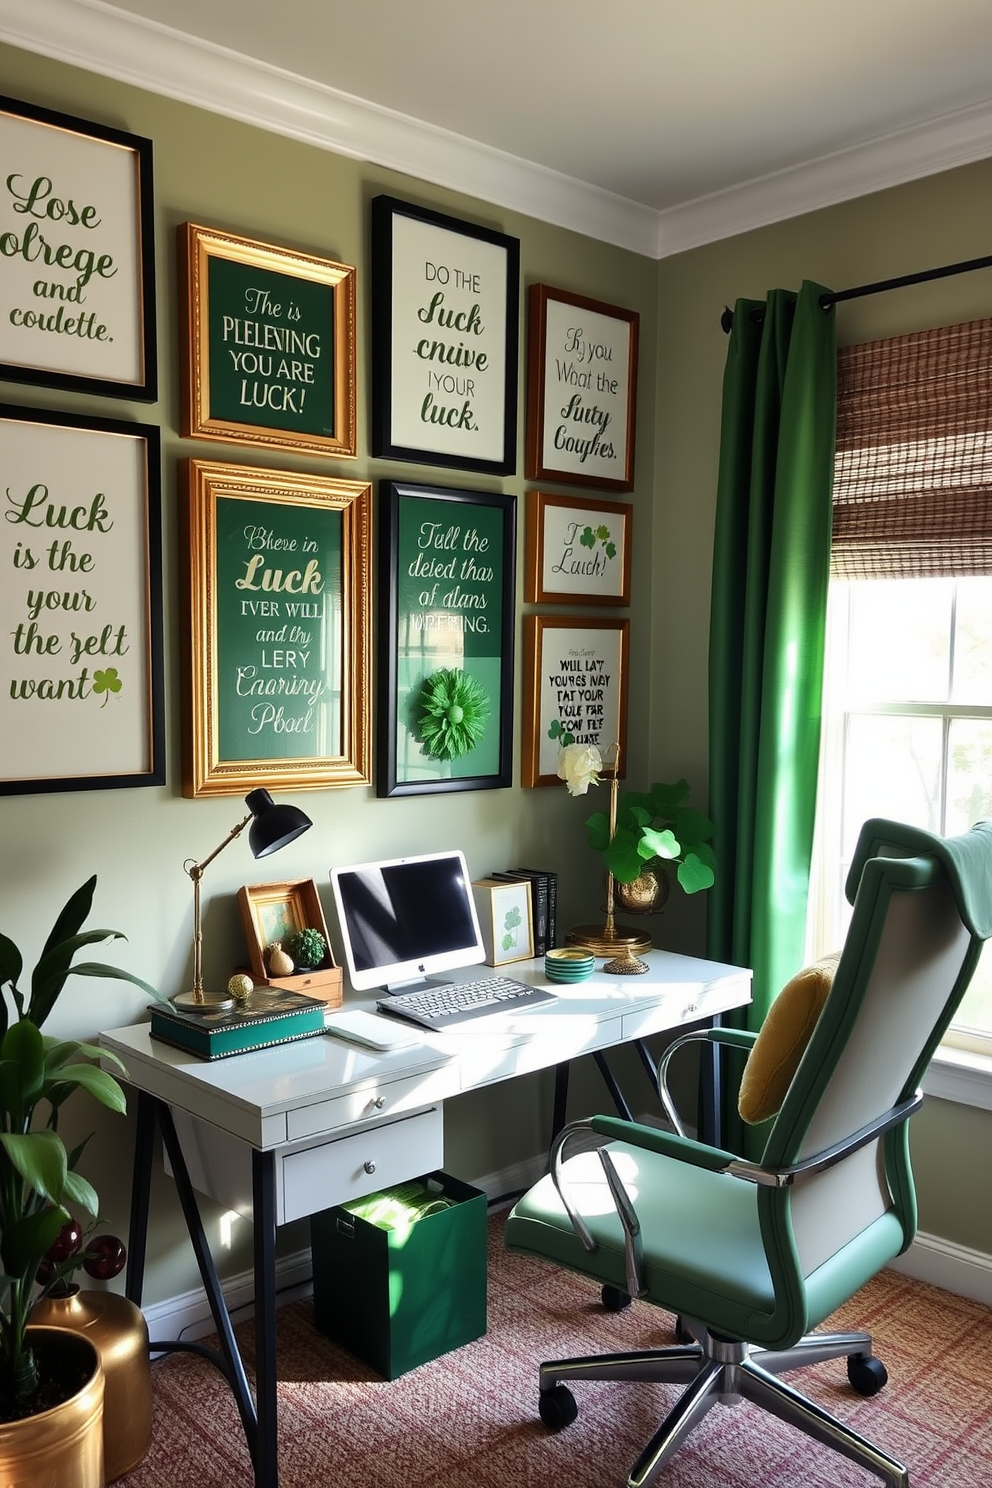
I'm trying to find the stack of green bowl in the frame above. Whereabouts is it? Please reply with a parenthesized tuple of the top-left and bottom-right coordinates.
(545, 947, 596, 983)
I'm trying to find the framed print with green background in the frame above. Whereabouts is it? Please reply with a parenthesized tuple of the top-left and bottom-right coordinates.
(371, 195, 519, 475)
(525, 490, 632, 605)
(525, 284, 638, 491)
(0, 403, 163, 794)
(378, 480, 515, 796)
(522, 614, 629, 788)
(179, 222, 356, 458)
(0, 94, 156, 400)
(182, 459, 371, 797)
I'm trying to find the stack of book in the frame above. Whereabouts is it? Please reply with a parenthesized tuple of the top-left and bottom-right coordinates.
(489, 868, 557, 957)
(149, 986, 327, 1060)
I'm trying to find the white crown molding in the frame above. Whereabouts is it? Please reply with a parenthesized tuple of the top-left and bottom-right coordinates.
(0, 0, 659, 257)
(654, 96, 992, 258)
(4, 0, 992, 261)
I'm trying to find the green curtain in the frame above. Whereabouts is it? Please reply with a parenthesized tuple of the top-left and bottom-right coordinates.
(706, 281, 837, 1149)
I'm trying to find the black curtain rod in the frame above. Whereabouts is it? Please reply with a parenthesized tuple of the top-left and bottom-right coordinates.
(719, 251, 992, 333)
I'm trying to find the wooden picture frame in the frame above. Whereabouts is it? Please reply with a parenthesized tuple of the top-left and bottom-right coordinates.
(521, 614, 629, 788)
(236, 877, 342, 1002)
(0, 93, 156, 400)
(371, 195, 519, 475)
(472, 878, 535, 966)
(525, 490, 632, 605)
(181, 459, 371, 797)
(0, 403, 164, 795)
(525, 284, 638, 491)
(179, 222, 356, 459)
(377, 479, 515, 797)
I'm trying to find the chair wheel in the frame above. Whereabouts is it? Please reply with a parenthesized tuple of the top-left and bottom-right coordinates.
(847, 1353, 888, 1396)
(601, 1284, 631, 1312)
(674, 1315, 695, 1345)
(539, 1384, 578, 1429)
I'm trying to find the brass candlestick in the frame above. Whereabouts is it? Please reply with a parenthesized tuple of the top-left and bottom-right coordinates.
(567, 743, 650, 973)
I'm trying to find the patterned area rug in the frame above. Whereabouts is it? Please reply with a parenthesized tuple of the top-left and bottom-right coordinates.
(118, 1211, 992, 1488)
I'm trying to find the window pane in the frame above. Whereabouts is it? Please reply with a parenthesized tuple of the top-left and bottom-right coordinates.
(846, 579, 953, 705)
(842, 714, 943, 858)
(949, 942, 992, 1044)
(945, 718, 992, 832)
(950, 577, 992, 704)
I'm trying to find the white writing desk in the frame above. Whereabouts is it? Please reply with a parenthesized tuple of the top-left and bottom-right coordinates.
(101, 950, 750, 1488)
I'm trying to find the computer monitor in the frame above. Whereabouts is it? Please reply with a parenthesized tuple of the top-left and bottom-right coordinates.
(329, 849, 485, 994)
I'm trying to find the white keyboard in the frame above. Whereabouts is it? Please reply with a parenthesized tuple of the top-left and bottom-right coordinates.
(377, 976, 557, 1029)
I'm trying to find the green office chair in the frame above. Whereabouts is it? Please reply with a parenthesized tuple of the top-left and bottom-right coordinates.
(505, 818, 992, 1488)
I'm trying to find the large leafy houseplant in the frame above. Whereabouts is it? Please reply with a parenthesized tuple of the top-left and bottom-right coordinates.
(0, 875, 160, 1416)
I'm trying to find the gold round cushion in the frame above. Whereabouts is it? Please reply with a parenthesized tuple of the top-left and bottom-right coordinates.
(738, 955, 839, 1125)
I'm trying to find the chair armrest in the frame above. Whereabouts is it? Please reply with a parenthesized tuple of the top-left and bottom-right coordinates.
(590, 1115, 736, 1171)
(655, 1027, 758, 1136)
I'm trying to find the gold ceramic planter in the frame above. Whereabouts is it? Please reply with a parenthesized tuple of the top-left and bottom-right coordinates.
(0, 1328, 104, 1488)
(29, 1290, 151, 1482)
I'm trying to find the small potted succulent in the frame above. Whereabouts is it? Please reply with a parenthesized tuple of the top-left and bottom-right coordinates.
(0, 874, 161, 1482)
(287, 926, 327, 973)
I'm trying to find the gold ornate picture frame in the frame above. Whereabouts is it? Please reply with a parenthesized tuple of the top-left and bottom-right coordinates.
(179, 222, 356, 459)
(181, 458, 371, 797)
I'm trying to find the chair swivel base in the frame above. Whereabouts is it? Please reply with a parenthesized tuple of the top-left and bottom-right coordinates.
(536, 1322, 908, 1488)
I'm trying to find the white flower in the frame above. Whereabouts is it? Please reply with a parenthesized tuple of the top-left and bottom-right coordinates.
(557, 743, 603, 796)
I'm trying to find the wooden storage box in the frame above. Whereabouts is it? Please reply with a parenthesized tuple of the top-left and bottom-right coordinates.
(237, 877, 342, 1006)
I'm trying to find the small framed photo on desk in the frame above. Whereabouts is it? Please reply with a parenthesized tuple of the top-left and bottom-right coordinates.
(472, 878, 535, 966)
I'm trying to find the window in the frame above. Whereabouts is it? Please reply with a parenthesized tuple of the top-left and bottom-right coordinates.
(810, 576, 992, 1051)
(808, 318, 992, 1056)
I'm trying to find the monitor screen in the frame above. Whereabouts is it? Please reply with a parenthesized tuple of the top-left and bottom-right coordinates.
(329, 850, 484, 993)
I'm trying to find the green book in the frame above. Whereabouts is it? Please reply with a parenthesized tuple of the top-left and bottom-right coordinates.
(148, 986, 326, 1060)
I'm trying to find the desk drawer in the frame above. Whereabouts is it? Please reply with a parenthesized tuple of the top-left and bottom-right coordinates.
(170, 1102, 443, 1225)
(286, 1065, 453, 1143)
(282, 1105, 443, 1223)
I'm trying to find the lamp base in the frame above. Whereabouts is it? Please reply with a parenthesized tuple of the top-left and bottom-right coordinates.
(566, 923, 652, 958)
(172, 988, 235, 1014)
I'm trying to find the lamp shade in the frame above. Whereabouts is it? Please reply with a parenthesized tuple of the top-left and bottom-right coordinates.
(244, 788, 312, 859)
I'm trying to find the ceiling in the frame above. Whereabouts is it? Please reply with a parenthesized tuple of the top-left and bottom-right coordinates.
(5, 0, 992, 257)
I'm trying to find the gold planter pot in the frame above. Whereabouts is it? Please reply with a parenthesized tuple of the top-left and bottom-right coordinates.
(28, 1291, 151, 1482)
(0, 1327, 104, 1488)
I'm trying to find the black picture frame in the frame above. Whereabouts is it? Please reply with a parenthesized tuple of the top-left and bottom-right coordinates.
(371, 195, 519, 476)
(0, 402, 164, 795)
(0, 94, 157, 401)
(377, 479, 516, 796)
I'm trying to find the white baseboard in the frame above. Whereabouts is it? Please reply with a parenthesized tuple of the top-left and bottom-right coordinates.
(886, 1230, 992, 1307)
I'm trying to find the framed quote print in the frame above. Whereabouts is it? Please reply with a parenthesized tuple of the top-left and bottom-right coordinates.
(0, 403, 164, 794)
(525, 283, 638, 491)
(525, 490, 632, 605)
(181, 459, 371, 797)
(179, 222, 356, 458)
(522, 614, 629, 788)
(371, 195, 519, 475)
(0, 94, 157, 400)
(377, 479, 515, 797)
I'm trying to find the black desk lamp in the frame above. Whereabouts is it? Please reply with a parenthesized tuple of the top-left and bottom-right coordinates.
(175, 788, 312, 1013)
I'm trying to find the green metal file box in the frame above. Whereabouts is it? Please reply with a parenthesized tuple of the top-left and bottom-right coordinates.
(310, 1172, 487, 1379)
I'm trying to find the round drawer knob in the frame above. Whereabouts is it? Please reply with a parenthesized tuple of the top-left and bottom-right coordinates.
(373, 1096, 386, 1110)
(364, 1160, 376, 1175)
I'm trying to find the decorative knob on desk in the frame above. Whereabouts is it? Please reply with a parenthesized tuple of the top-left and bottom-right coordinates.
(364, 1160, 376, 1174)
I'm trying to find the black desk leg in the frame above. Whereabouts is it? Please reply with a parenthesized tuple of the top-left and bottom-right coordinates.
(154, 1101, 259, 1462)
(551, 1062, 570, 1141)
(252, 1150, 279, 1488)
(125, 1088, 155, 1306)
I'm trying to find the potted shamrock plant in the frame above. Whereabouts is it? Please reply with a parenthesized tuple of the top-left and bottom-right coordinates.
(0, 874, 162, 1484)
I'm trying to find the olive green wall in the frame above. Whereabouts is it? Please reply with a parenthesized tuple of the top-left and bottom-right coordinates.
(1, 37, 989, 1310)
(654, 159, 992, 1254)
(0, 41, 660, 1304)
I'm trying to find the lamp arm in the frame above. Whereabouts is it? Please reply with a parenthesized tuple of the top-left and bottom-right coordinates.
(183, 811, 252, 1004)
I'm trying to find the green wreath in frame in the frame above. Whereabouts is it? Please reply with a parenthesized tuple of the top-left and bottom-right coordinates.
(413, 667, 491, 762)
